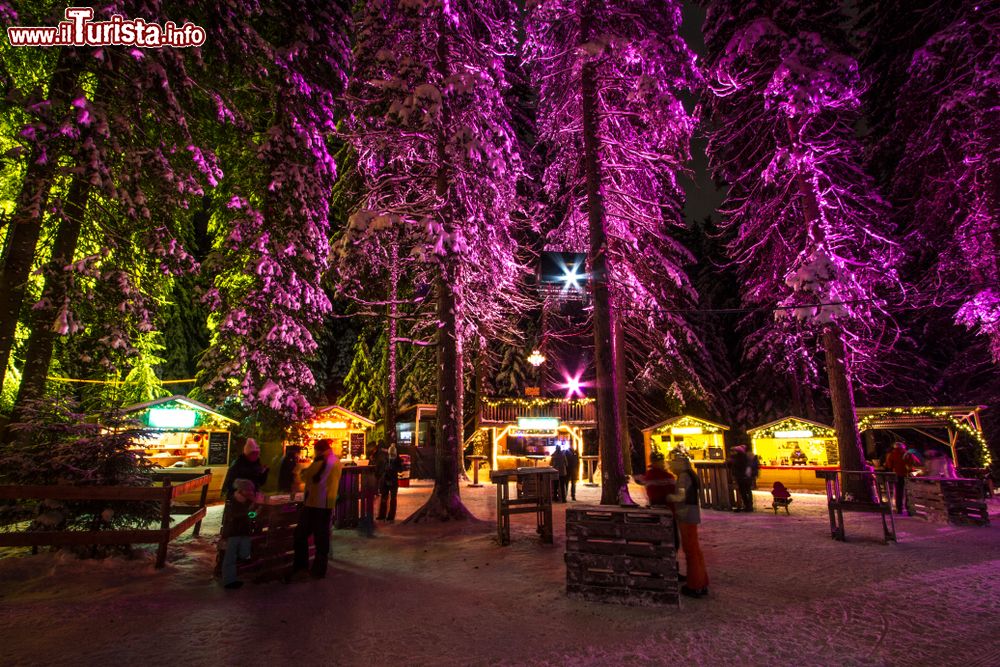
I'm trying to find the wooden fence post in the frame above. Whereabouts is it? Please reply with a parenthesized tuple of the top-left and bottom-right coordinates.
(156, 480, 172, 568)
(194, 469, 210, 537)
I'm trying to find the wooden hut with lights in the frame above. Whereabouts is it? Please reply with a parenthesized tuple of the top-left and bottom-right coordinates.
(748, 416, 839, 491)
(478, 397, 596, 474)
(122, 395, 237, 495)
(641, 416, 729, 469)
(856, 405, 990, 470)
(305, 405, 375, 462)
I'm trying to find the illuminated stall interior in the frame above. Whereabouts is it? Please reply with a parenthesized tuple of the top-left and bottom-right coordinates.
(306, 405, 375, 462)
(124, 395, 237, 494)
(641, 415, 729, 468)
(748, 416, 838, 491)
(478, 398, 596, 476)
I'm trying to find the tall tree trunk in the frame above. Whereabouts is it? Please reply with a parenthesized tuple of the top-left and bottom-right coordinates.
(0, 52, 80, 392)
(406, 16, 474, 522)
(11, 175, 92, 424)
(384, 239, 399, 450)
(581, 0, 632, 505)
(787, 119, 869, 500)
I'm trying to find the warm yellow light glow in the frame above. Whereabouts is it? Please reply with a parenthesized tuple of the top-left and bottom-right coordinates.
(774, 429, 813, 438)
(527, 350, 546, 367)
(670, 426, 704, 435)
(311, 420, 348, 430)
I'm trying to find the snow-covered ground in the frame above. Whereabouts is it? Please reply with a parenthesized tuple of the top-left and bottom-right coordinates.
(1, 482, 999, 666)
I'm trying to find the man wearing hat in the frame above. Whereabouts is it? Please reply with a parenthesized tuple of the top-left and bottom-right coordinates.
(222, 437, 270, 500)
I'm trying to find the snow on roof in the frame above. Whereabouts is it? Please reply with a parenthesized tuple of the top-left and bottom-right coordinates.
(121, 394, 238, 424)
(312, 405, 376, 426)
(642, 414, 730, 434)
(747, 415, 835, 436)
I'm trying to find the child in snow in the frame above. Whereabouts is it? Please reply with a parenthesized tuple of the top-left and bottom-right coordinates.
(220, 478, 258, 590)
(771, 481, 792, 513)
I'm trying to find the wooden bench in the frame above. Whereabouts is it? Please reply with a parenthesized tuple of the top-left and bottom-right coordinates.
(489, 467, 557, 546)
(0, 471, 212, 568)
(907, 477, 990, 526)
(816, 470, 897, 543)
(565, 505, 678, 606)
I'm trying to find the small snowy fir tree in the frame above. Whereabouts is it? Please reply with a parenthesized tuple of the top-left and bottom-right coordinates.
(0, 397, 158, 557)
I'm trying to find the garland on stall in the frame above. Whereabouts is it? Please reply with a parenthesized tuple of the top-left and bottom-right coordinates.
(856, 408, 992, 467)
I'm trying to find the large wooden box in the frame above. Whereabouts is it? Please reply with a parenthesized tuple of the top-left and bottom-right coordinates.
(565, 505, 678, 606)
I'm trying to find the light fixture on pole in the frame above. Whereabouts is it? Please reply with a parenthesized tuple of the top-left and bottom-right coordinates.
(527, 349, 546, 367)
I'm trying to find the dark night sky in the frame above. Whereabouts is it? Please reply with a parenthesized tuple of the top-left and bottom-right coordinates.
(679, 1, 727, 224)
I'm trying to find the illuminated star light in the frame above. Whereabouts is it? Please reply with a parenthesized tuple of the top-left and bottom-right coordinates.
(561, 369, 587, 398)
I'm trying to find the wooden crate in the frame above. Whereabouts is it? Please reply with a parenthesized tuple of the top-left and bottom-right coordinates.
(565, 505, 678, 606)
(907, 478, 989, 527)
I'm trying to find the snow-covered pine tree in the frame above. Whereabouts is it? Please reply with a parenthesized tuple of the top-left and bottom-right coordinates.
(878, 2, 999, 362)
(527, 0, 703, 502)
(198, 1, 352, 424)
(346, 0, 527, 520)
(700, 0, 900, 482)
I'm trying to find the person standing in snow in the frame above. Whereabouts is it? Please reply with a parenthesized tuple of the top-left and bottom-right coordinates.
(287, 439, 343, 581)
(729, 445, 754, 512)
(564, 444, 580, 501)
(549, 445, 568, 502)
(220, 478, 258, 590)
(668, 455, 709, 598)
(377, 445, 404, 522)
(883, 441, 916, 514)
(222, 438, 269, 500)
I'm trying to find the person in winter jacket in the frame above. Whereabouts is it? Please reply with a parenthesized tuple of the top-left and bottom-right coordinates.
(288, 439, 343, 580)
(220, 478, 258, 589)
(668, 455, 709, 599)
(377, 445, 405, 521)
(276, 445, 305, 494)
(635, 451, 676, 507)
(729, 445, 754, 512)
(883, 442, 918, 514)
(564, 445, 580, 501)
(222, 438, 269, 499)
(549, 446, 568, 502)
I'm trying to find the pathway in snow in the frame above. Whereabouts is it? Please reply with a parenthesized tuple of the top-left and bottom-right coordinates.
(1, 483, 998, 666)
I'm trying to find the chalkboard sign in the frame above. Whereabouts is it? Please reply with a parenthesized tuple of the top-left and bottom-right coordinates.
(350, 432, 365, 459)
(208, 431, 231, 465)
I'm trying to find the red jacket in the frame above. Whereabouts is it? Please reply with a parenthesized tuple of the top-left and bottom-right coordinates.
(639, 466, 676, 506)
(884, 449, 914, 477)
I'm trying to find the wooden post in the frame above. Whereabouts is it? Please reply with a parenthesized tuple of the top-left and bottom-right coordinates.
(194, 470, 210, 537)
(156, 480, 172, 568)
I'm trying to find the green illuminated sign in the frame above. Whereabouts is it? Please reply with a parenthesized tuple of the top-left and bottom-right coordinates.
(148, 407, 197, 429)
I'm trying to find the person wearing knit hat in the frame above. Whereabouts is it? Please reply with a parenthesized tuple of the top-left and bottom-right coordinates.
(222, 437, 269, 500)
(220, 478, 258, 589)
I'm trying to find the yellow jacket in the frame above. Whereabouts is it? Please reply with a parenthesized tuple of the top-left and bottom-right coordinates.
(302, 452, 343, 509)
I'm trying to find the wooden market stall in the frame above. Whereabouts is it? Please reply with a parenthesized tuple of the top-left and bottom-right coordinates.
(305, 405, 375, 462)
(478, 397, 596, 479)
(641, 415, 729, 470)
(123, 395, 237, 496)
(856, 405, 991, 471)
(748, 416, 839, 491)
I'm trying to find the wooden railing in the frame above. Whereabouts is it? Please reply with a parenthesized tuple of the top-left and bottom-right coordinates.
(0, 471, 212, 568)
(479, 398, 597, 425)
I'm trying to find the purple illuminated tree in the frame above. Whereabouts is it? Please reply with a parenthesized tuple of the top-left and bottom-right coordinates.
(345, 0, 527, 520)
(527, 0, 702, 503)
(871, 2, 1000, 363)
(701, 1, 900, 482)
(197, 1, 351, 424)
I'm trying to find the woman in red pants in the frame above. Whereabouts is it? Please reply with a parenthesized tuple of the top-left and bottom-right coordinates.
(668, 455, 709, 598)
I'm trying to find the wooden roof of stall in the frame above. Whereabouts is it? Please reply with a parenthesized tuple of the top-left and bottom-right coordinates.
(310, 405, 375, 427)
(747, 416, 835, 437)
(642, 415, 729, 434)
(856, 406, 985, 431)
(121, 394, 237, 424)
